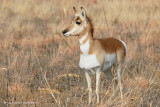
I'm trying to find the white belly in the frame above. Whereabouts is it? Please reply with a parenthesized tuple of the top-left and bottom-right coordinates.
(103, 53, 116, 71)
(79, 54, 101, 69)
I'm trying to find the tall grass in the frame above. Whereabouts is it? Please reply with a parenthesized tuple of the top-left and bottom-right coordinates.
(0, 0, 160, 106)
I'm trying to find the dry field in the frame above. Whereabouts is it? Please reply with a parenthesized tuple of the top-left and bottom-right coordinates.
(0, 0, 160, 107)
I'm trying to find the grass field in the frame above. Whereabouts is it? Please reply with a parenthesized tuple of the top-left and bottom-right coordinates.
(0, 0, 160, 106)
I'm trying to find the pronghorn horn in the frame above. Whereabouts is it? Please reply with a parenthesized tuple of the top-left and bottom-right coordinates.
(73, 6, 77, 12)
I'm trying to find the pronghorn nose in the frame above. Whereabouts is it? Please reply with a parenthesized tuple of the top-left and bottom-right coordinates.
(62, 29, 67, 35)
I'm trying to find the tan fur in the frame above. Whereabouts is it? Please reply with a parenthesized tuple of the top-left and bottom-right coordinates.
(77, 15, 126, 58)
(62, 7, 127, 105)
(99, 38, 126, 55)
(79, 31, 125, 69)
(78, 18, 126, 68)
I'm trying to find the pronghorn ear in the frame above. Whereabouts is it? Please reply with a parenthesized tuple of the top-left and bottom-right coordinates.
(73, 6, 77, 12)
(80, 7, 86, 17)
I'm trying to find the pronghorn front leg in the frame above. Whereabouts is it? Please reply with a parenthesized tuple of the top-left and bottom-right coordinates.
(96, 69, 102, 104)
(85, 71, 92, 105)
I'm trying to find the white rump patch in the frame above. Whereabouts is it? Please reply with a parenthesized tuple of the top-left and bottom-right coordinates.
(103, 53, 116, 71)
(120, 40, 127, 55)
(79, 54, 101, 69)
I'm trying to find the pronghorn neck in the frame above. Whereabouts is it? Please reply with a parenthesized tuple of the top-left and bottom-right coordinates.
(79, 32, 88, 44)
(78, 17, 94, 55)
(79, 31, 93, 44)
(79, 17, 94, 40)
(79, 30, 93, 55)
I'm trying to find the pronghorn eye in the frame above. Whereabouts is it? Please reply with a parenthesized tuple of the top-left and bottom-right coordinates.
(76, 21, 81, 25)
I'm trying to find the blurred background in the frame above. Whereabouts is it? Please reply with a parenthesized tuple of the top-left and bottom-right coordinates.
(0, 0, 159, 106)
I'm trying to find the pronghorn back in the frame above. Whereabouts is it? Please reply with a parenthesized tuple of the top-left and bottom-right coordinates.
(98, 38, 126, 56)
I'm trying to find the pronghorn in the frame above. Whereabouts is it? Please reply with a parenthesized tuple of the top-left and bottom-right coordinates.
(62, 7, 127, 104)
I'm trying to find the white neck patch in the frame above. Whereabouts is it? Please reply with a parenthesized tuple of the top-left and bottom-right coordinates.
(80, 40, 89, 54)
(79, 32, 90, 54)
(79, 32, 88, 44)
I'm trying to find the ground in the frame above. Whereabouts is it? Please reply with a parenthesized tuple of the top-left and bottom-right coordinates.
(0, 0, 160, 106)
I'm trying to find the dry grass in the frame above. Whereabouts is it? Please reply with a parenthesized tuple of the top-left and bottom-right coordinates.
(0, 0, 160, 106)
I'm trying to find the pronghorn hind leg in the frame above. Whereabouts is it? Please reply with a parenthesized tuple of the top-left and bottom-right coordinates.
(115, 49, 125, 106)
(116, 63, 123, 106)
(85, 71, 92, 105)
(113, 62, 123, 106)
(116, 64, 123, 95)
(104, 68, 117, 91)
(96, 69, 102, 104)
(103, 68, 113, 81)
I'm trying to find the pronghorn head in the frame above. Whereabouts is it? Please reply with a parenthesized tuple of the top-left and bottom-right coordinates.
(62, 7, 88, 37)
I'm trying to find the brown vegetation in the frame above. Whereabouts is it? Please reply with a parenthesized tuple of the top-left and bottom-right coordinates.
(0, 0, 160, 106)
